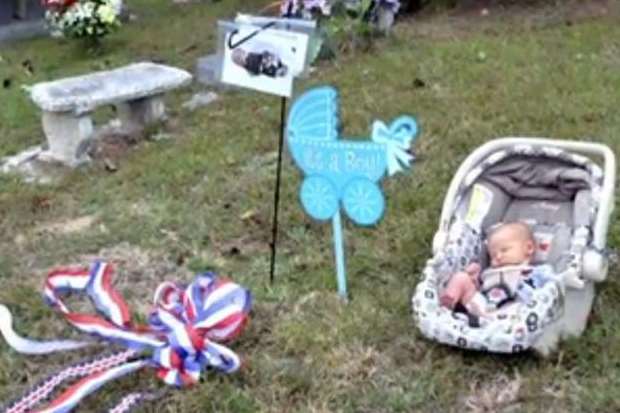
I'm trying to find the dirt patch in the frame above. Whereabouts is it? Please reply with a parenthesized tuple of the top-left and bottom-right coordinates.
(78, 242, 193, 315)
(87, 116, 183, 172)
(213, 234, 270, 258)
(36, 214, 98, 235)
(240, 151, 279, 175)
(565, 0, 611, 22)
(404, 0, 615, 40)
(87, 128, 141, 172)
(460, 372, 523, 412)
(208, 204, 274, 259)
(449, 0, 611, 19)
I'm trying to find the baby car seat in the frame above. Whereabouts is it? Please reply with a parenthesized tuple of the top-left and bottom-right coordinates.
(412, 138, 616, 355)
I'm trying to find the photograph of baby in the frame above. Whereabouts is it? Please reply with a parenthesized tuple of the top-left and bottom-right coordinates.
(221, 25, 309, 97)
(231, 48, 289, 78)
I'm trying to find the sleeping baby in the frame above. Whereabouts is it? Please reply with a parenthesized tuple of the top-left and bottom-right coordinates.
(440, 221, 551, 318)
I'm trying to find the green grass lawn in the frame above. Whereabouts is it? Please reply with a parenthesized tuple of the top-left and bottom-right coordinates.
(0, 1, 619, 412)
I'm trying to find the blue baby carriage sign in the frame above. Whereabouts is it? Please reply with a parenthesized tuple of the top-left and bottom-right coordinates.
(287, 86, 419, 298)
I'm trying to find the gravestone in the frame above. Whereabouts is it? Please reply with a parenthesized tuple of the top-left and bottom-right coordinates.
(196, 54, 221, 86)
(195, 53, 237, 92)
(0, 0, 43, 24)
(0, 0, 46, 43)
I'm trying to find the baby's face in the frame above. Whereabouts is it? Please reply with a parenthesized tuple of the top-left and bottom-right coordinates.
(231, 49, 247, 66)
(487, 226, 534, 267)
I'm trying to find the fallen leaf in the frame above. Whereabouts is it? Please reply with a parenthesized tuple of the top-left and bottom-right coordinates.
(21, 59, 34, 76)
(413, 78, 426, 88)
(14, 233, 26, 247)
(38, 215, 98, 235)
(103, 158, 118, 172)
(240, 209, 257, 221)
(31, 195, 51, 212)
(176, 251, 190, 266)
(179, 43, 198, 54)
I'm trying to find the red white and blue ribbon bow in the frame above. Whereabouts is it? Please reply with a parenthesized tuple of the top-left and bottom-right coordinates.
(0, 261, 252, 413)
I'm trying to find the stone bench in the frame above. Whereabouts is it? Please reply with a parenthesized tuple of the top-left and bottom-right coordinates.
(30, 62, 192, 166)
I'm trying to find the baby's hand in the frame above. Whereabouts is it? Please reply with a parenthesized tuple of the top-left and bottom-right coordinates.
(465, 262, 482, 286)
(465, 262, 481, 276)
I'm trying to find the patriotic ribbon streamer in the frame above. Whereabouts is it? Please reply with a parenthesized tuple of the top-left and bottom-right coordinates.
(3, 350, 138, 413)
(0, 304, 91, 354)
(0, 262, 252, 413)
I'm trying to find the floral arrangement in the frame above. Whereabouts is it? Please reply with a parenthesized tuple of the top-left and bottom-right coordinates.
(42, 0, 122, 41)
(279, 0, 402, 57)
(280, 0, 332, 18)
(279, 0, 400, 19)
(373, 0, 401, 15)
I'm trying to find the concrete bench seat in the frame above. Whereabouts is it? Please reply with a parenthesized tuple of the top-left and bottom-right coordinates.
(29, 62, 192, 166)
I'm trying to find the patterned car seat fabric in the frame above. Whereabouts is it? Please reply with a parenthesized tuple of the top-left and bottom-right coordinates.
(412, 146, 604, 353)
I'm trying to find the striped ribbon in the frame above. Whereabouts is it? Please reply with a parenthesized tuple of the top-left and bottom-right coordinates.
(0, 261, 252, 413)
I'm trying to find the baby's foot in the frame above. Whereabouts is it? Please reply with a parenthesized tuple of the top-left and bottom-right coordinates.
(465, 292, 491, 318)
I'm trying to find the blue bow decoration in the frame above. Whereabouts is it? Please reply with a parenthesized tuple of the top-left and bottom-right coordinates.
(371, 116, 418, 176)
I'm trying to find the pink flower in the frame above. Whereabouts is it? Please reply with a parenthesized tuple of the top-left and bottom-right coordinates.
(41, 0, 78, 12)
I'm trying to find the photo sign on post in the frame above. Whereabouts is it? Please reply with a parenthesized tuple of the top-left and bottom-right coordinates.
(215, 17, 317, 282)
(286, 86, 419, 299)
(217, 17, 312, 97)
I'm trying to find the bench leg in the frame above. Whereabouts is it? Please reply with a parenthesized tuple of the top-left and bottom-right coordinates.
(15, 0, 28, 20)
(40, 111, 93, 167)
(116, 95, 166, 134)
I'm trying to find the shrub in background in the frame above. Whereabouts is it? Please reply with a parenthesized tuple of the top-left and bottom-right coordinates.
(280, 0, 402, 56)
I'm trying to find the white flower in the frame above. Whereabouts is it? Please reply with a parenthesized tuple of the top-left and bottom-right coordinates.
(108, 0, 123, 15)
(97, 4, 117, 24)
(82, 3, 96, 18)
